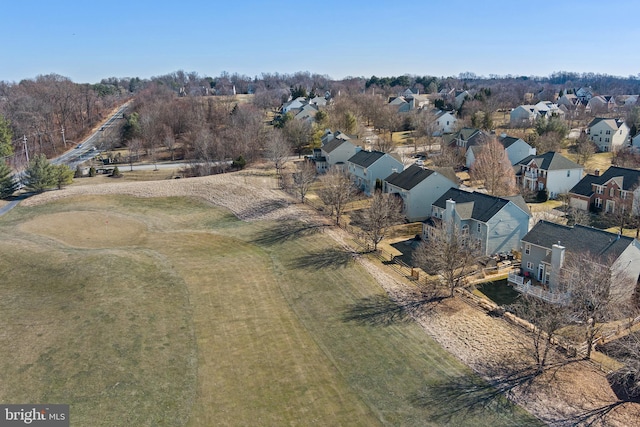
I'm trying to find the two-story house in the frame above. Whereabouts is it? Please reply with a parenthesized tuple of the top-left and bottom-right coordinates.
(321, 139, 360, 171)
(384, 164, 459, 222)
(466, 134, 537, 169)
(425, 188, 531, 256)
(587, 118, 630, 152)
(568, 166, 640, 213)
(433, 110, 457, 135)
(515, 151, 584, 198)
(347, 150, 404, 196)
(512, 220, 640, 301)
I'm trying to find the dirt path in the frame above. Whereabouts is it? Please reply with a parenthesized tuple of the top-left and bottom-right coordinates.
(21, 166, 640, 426)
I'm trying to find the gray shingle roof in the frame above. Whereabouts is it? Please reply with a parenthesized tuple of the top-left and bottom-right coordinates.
(432, 188, 529, 222)
(385, 164, 436, 190)
(348, 150, 386, 168)
(516, 151, 582, 171)
(522, 220, 635, 261)
(499, 136, 522, 149)
(569, 166, 640, 196)
(322, 138, 352, 154)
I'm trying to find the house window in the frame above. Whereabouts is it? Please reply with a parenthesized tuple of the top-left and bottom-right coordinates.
(462, 224, 469, 234)
(595, 198, 602, 208)
(525, 244, 531, 255)
(567, 170, 571, 177)
(477, 223, 481, 233)
(605, 138, 610, 143)
(526, 262, 533, 270)
(609, 187, 615, 197)
(596, 186, 603, 194)
(621, 191, 627, 199)
(606, 130, 611, 135)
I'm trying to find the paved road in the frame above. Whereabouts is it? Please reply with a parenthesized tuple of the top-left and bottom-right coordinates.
(4, 102, 131, 215)
(51, 102, 131, 168)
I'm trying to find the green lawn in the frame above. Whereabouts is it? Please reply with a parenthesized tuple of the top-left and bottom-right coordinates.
(0, 195, 542, 426)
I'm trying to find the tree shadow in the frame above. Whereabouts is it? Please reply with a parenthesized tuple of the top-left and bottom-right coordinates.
(288, 248, 357, 270)
(342, 288, 446, 327)
(237, 199, 291, 221)
(410, 363, 546, 425)
(251, 220, 325, 246)
(548, 401, 628, 427)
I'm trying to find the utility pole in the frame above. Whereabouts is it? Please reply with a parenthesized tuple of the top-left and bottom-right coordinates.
(22, 135, 29, 164)
(61, 126, 66, 147)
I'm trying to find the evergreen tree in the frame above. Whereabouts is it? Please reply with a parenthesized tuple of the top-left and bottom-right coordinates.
(53, 164, 74, 189)
(23, 154, 56, 192)
(0, 159, 18, 198)
(0, 115, 14, 158)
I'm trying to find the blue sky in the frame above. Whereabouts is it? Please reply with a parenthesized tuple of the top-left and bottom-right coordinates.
(3, 0, 639, 84)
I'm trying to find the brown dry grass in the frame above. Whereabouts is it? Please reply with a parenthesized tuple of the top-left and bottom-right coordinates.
(7, 165, 640, 425)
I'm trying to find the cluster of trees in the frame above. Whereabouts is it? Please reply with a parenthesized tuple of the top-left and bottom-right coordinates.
(0, 154, 73, 198)
(0, 74, 123, 167)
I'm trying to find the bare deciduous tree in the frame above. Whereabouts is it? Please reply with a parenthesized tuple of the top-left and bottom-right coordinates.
(574, 132, 597, 166)
(355, 191, 404, 250)
(282, 118, 313, 158)
(372, 135, 396, 153)
(317, 168, 357, 225)
(290, 161, 317, 203)
(508, 294, 569, 374)
(560, 253, 633, 359)
(265, 129, 291, 175)
(413, 221, 481, 298)
(470, 137, 518, 196)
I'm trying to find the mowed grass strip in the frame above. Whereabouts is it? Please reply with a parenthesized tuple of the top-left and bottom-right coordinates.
(1, 196, 541, 426)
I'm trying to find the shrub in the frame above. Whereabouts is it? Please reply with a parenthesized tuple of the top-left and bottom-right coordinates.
(111, 166, 122, 178)
(536, 189, 549, 202)
(89, 166, 96, 177)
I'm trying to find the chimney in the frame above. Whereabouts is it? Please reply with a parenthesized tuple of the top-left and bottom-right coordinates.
(594, 169, 600, 177)
(550, 243, 565, 288)
(444, 199, 456, 232)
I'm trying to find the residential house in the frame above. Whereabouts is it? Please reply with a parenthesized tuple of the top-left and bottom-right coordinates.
(321, 138, 360, 171)
(515, 151, 584, 198)
(347, 150, 404, 196)
(575, 87, 594, 103)
(512, 220, 640, 301)
(389, 96, 411, 113)
(293, 104, 319, 122)
(623, 95, 639, 108)
(557, 93, 580, 109)
(434, 110, 457, 134)
(587, 95, 616, 114)
(498, 134, 537, 165)
(568, 166, 640, 213)
(425, 188, 531, 256)
(321, 129, 352, 146)
(466, 134, 537, 169)
(510, 102, 564, 127)
(587, 118, 630, 152)
(454, 90, 470, 109)
(510, 105, 537, 127)
(281, 97, 308, 114)
(384, 164, 459, 222)
(633, 132, 640, 151)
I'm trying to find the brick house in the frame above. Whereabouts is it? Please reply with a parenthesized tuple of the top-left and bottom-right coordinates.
(568, 166, 640, 213)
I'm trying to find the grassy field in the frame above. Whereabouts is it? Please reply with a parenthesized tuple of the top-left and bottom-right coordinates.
(0, 195, 541, 426)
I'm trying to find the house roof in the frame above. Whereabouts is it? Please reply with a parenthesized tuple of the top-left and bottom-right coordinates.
(432, 188, 530, 223)
(322, 138, 353, 154)
(348, 150, 387, 168)
(385, 164, 457, 191)
(522, 220, 635, 261)
(516, 151, 582, 171)
(499, 135, 524, 149)
(569, 166, 640, 196)
(587, 117, 625, 130)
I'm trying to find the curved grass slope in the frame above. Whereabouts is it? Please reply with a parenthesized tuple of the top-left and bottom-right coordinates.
(0, 196, 541, 426)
